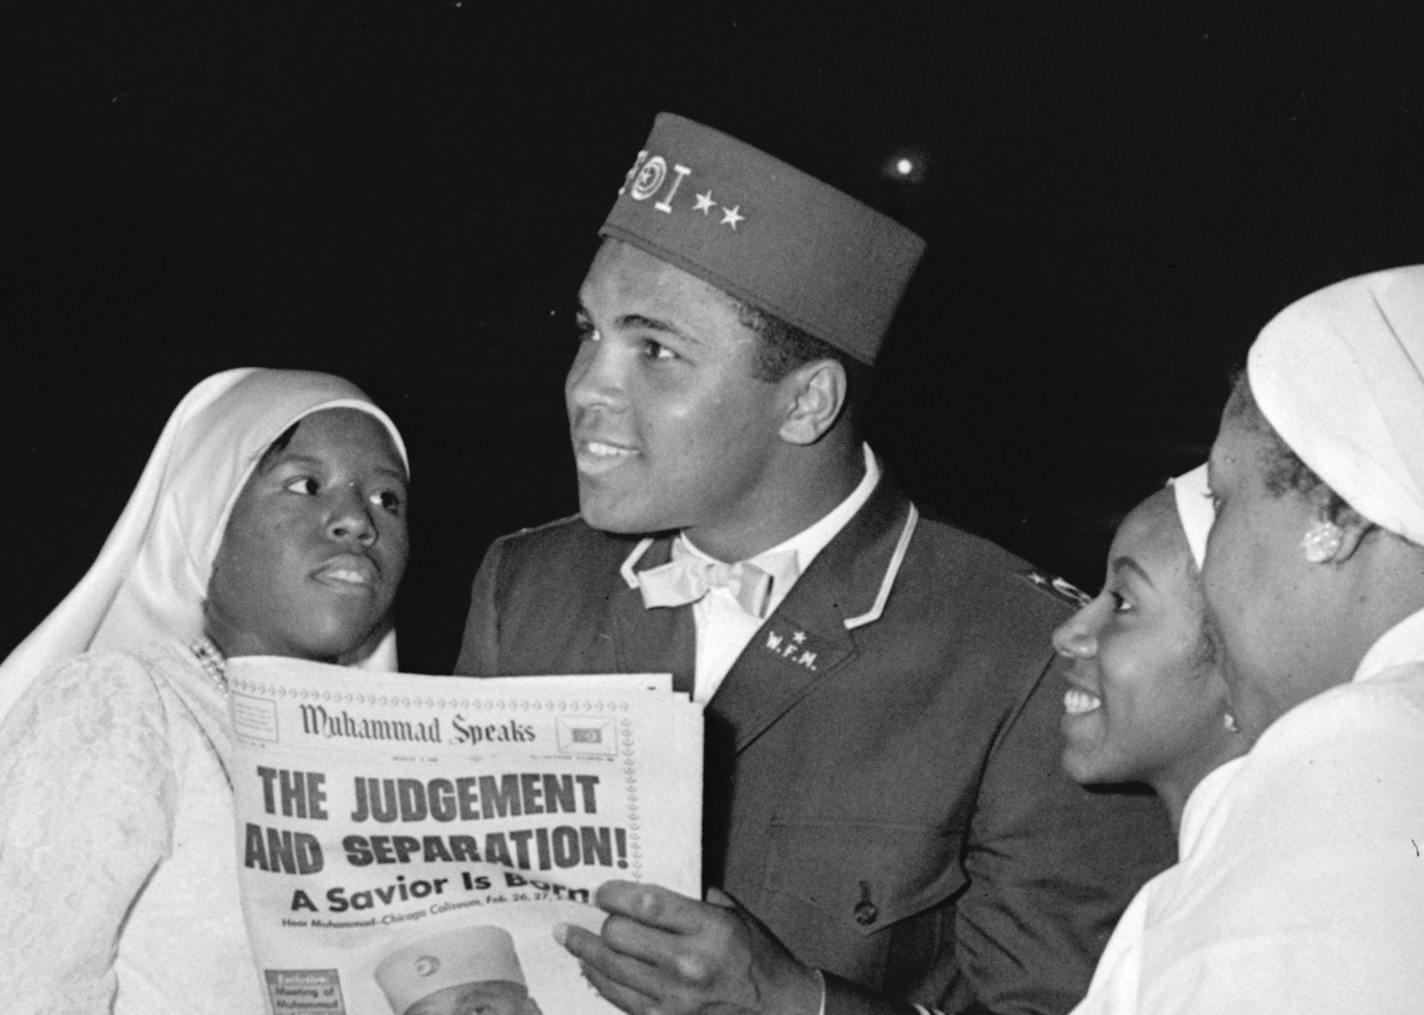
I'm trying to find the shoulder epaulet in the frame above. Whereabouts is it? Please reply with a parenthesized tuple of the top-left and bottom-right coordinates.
(1020, 569, 1092, 608)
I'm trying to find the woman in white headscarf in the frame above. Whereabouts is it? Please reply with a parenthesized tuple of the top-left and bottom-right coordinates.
(0, 368, 411, 1014)
(1065, 265, 1424, 1013)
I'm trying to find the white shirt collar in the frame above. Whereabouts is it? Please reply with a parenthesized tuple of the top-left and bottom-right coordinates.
(680, 443, 881, 576)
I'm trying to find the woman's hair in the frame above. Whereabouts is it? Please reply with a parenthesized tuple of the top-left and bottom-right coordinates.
(1182, 553, 1219, 676)
(1224, 369, 1353, 524)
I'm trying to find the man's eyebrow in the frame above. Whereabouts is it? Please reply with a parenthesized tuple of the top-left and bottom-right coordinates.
(574, 301, 700, 344)
(617, 313, 697, 343)
(1109, 555, 1155, 588)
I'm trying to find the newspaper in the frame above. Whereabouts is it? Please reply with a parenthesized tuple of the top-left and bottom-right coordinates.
(227, 657, 703, 1015)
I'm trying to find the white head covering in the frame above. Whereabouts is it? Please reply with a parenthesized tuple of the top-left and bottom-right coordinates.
(375, 925, 527, 1014)
(1247, 264, 1424, 545)
(0, 367, 411, 725)
(1170, 463, 1214, 570)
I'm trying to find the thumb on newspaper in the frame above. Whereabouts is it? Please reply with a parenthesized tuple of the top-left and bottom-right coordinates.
(705, 886, 738, 909)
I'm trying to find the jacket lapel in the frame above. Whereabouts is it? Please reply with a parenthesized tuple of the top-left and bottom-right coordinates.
(708, 476, 915, 753)
(609, 536, 697, 691)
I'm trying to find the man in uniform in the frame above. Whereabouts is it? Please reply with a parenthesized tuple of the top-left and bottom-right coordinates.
(455, 113, 1173, 1015)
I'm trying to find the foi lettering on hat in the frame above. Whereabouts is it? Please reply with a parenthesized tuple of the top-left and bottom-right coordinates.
(599, 113, 926, 365)
(374, 925, 526, 1014)
(1248, 264, 1424, 545)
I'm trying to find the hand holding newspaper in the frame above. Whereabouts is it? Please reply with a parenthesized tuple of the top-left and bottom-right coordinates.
(227, 657, 703, 1015)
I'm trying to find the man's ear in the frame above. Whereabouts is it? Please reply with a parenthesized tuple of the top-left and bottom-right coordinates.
(778, 358, 847, 446)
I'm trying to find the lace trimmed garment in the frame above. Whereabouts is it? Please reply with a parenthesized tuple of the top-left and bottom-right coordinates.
(0, 638, 265, 1014)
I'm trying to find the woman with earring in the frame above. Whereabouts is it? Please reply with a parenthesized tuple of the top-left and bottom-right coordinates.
(0, 368, 410, 1014)
(1067, 265, 1424, 1013)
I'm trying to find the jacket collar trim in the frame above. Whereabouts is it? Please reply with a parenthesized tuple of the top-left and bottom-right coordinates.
(618, 537, 658, 589)
(842, 503, 919, 631)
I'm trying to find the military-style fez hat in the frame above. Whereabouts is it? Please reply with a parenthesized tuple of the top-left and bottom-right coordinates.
(599, 113, 926, 365)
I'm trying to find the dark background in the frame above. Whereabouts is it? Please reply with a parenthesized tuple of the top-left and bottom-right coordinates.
(7, 3, 1423, 674)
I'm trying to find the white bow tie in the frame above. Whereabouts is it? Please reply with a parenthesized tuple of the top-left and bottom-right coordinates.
(636, 541, 799, 619)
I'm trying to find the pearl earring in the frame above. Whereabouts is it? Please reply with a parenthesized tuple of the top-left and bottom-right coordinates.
(1301, 521, 1343, 563)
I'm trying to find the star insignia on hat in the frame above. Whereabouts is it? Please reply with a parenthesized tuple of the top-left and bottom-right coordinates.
(693, 191, 717, 215)
(720, 204, 744, 229)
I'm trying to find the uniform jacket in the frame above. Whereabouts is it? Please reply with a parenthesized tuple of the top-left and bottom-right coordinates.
(455, 476, 1174, 1015)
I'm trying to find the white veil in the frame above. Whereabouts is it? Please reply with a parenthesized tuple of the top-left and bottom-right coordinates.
(0, 367, 411, 726)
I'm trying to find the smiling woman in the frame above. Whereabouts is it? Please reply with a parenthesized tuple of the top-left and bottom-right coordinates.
(1052, 465, 1244, 832)
(0, 368, 410, 1015)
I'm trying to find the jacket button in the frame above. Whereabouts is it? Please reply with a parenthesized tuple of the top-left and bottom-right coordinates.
(854, 901, 878, 925)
